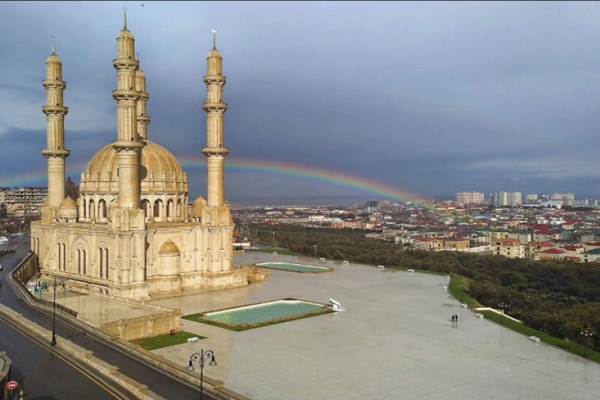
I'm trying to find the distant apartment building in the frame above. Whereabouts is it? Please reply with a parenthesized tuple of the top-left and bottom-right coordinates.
(550, 193, 575, 206)
(456, 191, 485, 205)
(439, 237, 470, 250)
(494, 238, 525, 259)
(414, 237, 441, 250)
(525, 194, 539, 204)
(0, 186, 48, 216)
(492, 191, 522, 207)
(365, 201, 379, 213)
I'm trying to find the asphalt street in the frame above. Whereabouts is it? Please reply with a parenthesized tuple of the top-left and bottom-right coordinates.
(0, 236, 216, 400)
(0, 313, 121, 400)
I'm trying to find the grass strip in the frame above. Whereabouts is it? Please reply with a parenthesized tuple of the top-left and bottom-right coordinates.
(132, 331, 205, 350)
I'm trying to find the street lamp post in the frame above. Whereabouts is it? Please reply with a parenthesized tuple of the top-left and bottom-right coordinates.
(498, 302, 510, 327)
(50, 277, 58, 346)
(188, 350, 217, 400)
(459, 284, 466, 303)
(580, 330, 595, 358)
(271, 231, 276, 247)
(314, 244, 317, 259)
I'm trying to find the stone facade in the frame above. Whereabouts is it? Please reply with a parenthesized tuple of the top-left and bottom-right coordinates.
(31, 16, 256, 300)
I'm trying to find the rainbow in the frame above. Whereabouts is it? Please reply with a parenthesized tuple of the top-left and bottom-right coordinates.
(0, 156, 429, 205)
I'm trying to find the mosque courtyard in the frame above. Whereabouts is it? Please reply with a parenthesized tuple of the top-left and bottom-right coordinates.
(145, 253, 600, 400)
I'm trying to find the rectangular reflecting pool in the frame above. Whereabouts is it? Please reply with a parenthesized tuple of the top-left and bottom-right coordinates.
(203, 299, 329, 328)
(257, 262, 332, 273)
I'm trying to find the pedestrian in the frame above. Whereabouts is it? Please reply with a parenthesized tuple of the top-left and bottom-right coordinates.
(455, 314, 459, 322)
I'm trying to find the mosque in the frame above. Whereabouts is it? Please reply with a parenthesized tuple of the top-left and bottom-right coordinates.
(30, 14, 258, 300)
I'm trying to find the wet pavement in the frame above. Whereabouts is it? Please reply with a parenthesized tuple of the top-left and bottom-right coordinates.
(145, 252, 600, 400)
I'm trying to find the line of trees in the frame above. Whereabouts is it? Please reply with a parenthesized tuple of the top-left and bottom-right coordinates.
(251, 223, 600, 351)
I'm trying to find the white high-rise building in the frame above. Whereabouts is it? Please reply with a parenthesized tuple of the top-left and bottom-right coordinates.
(508, 192, 522, 207)
(550, 193, 575, 205)
(492, 191, 521, 207)
(456, 191, 485, 205)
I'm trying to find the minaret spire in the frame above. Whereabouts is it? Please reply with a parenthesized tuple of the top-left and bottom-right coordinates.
(42, 38, 70, 211)
(212, 30, 217, 50)
(202, 33, 228, 207)
(135, 53, 151, 140)
(112, 13, 142, 209)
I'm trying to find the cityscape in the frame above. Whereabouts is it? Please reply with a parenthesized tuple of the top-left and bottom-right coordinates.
(1, 2, 600, 400)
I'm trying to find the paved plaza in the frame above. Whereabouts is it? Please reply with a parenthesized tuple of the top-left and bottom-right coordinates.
(147, 253, 600, 400)
(37, 253, 600, 399)
(39, 290, 159, 325)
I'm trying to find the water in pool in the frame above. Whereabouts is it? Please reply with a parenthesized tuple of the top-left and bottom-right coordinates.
(257, 262, 330, 272)
(205, 300, 325, 325)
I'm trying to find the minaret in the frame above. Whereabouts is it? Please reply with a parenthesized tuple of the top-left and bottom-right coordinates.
(112, 9, 143, 209)
(135, 53, 151, 140)
(42, 36, 70, 208)
(202, 30, 229, 207)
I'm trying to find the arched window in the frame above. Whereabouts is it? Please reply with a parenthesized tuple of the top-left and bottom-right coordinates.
(89, 200, 95, 219)
(82, 199, 87, 219)
(60, 243, 66, 271)
(98, 247, 109, 279)
(104, 249, 109, 279)
(57, 243, 61, 270)
(82, 250, 87, 275)
(154, 199, 162, 218)
(99, 247, 104, 278)
(98, 200, 107, 219)
(176, 199, 182, 218)
(141, 200, 150, 218)
(167, 199, 174, 218)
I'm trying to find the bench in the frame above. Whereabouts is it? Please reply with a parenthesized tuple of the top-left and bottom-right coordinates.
(342, 261, 349, 265)
(407, 269, 415, 273)
(378, 265, 385, 269)
(272, 252, 278, 255)
(319, 258, 326, 261)
(475, 313, 484, 319)
(187, 337, 200, 343)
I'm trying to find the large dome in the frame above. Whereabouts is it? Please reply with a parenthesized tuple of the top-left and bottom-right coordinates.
(79, 140, 188, 195)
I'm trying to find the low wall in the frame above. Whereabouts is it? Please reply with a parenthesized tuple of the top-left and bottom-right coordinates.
(11, 251, 38, 285)
(246, 266, 270, 283)
(100, 310, 182, 341)
(0, 351, 12, 400)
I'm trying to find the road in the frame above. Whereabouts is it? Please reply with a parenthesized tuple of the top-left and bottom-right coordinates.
(0, 236, 216, 400)
(0, 313, 122, 400)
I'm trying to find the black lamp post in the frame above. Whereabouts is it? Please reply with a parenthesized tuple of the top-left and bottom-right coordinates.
(314, 244, 317, 259)
(50, 277, 58, 346)
(498, 302, 510, 326)
(188, 350, 217, 400)
(580, 330, 595, 358)
(459, 284, 466, 303)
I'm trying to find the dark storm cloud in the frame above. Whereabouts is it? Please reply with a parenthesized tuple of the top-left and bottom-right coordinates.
(2, 1, 600, 199)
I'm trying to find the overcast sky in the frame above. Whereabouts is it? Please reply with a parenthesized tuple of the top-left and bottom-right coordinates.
(2, 1, 600, 202)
